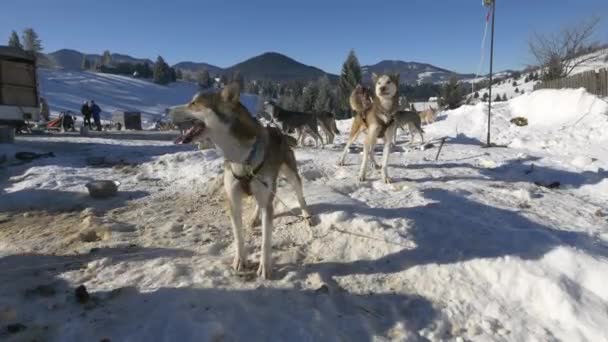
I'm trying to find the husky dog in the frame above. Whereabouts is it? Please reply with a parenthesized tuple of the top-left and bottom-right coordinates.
(170, 83, 313, 279)
(316, 111, 340, 144)
(393, 110, 425, 144)
(263, 101, 324, 148)
(419, 106, 439, 125)
(337, 73, 400, 182)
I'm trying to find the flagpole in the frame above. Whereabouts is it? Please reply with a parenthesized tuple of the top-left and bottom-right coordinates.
(486, 0, 496, 146)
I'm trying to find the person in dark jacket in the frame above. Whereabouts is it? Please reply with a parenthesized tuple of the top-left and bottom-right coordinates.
(81, 101, 92, 129)
(90, 100, 102, 131)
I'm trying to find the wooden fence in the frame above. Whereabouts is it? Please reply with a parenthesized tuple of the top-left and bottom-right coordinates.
(533, 68, 608, 98)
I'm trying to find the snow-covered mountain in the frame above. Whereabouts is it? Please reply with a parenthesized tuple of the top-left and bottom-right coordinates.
(362, 60, 476, 84)
(44, 48, 478, 84)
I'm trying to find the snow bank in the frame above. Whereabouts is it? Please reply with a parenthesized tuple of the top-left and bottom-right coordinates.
(509, 88, 608, 127)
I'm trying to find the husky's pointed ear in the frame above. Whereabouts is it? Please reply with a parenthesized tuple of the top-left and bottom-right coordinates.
(221, 82, 241, 103)
(371, 72, 379, 83)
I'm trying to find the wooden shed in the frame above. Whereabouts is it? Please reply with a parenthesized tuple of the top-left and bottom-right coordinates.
(112, 111, 142, 130)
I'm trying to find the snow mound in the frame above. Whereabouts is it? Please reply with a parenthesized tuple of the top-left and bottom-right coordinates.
(509, 88, 608, 127)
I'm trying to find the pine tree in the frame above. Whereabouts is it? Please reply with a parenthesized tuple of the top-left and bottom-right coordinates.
(197, 69, 211, 88)
(8, 30, 23, 50)
(473, 91, 480, 99)
(411, 103, 416, 111)
(102, 50, 112, 66)
(81, 56, 91, 70)
(175, 69, 183, 80)
(338, 49, 362, 117)
(169, 67, 177, 82)
(300, 83, 318, 112)
(502, 94, 508, 101)
(514, 88, 519, 93)
(482, 92, 489, 102)
(512, 81, 518, 87)
(313, 76, 333, 112)
(21, 28, 43, 53)
(440, 75, 461, 109)
(231, 71, 244, 89)
(219, 74, 228, 86)
(143, 63, 153, 78)
(279, 94, 297, 110)
(494, 94, 502, 102)
(153, 56, 171, 85)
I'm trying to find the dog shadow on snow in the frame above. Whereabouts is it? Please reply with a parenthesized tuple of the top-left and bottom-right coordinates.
(0, 188, 149, 214)
(394, 155, 608, 189)
(302, 188, 608, 287)
(0, 247, 438, 341)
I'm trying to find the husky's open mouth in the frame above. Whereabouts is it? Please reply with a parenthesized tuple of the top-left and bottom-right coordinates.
(174, 121, 206, 144)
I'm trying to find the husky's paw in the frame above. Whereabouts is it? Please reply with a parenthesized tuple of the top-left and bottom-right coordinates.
(257, 262, 272, 279)
(336, 160, 345, 167)
(383, 176, 392, 184)
(232, 255, 247, 272)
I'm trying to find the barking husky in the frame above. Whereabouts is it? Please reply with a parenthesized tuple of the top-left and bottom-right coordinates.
(337, 73, 400, 182)
(170, 83, 313, 279)
(263, 101, 325, 148)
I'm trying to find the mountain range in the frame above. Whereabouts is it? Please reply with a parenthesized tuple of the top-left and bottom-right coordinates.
(43, 49, 475, 84)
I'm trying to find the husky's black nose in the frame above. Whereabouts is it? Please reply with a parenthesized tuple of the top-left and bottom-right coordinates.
(380, 86, 386, 92)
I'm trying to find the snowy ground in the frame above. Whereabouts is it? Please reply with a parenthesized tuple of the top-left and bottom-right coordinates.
(1, 89, 608, 341)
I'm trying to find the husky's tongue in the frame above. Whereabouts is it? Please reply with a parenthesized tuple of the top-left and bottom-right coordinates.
(174, 122, 206, 144)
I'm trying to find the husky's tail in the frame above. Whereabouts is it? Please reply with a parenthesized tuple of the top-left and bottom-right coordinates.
(331, 119, 340, 134)
(349, 84, 373, 114)
(320, 111, 340, 135)
(327, 112, 340, 134)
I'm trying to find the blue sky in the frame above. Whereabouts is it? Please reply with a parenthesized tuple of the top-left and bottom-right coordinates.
(2, 0, 607, 74)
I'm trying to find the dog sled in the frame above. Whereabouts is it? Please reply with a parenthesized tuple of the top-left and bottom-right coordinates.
(46, 112, 76, 132)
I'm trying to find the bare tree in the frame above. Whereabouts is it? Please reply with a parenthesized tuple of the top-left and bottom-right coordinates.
(529, 17, 600, 81)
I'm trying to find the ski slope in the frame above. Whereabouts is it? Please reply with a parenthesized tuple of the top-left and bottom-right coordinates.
(38, 69, 260, 125)
(1, 88, 608, 341)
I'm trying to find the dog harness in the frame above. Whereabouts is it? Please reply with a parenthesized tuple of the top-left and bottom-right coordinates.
(358, 106, 395, 139)
(230, 136, 267, 193)
(376, 112, 395, 139)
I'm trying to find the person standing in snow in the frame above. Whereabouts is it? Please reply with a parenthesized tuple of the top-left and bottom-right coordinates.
(90, 100, 102, 131)
(80, 101, 92, 129)
(39, 97, 50, 122)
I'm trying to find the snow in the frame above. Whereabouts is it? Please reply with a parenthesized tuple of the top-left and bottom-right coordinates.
(467, 49, 608, 103)
(1, 86, 608, 341)
(38, 69, 260, 125)
(568, 48, 608, 75)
